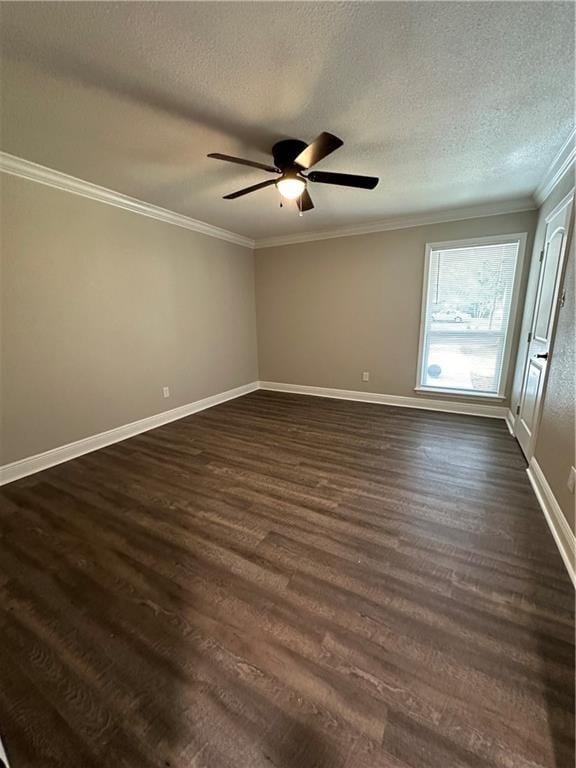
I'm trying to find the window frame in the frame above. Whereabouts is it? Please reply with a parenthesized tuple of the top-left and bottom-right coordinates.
(415, 232, 528, 399)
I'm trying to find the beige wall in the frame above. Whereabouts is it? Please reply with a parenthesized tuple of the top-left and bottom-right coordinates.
(255, 210, 537, 409)
(510, 172, 575, 532)
(0, 174, 258, 464)
(1, 166, 573, 542)
(3, 160, 573, 554)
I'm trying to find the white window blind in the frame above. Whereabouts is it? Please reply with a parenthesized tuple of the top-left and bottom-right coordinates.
(417, 237, 522, 397)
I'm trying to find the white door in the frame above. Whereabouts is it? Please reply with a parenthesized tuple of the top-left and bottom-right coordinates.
(514, 192, 574, 458)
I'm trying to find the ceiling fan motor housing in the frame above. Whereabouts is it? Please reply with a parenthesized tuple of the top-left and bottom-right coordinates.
(272, 139, 308, 171)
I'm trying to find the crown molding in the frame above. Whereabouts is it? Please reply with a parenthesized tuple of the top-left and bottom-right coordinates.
(1, 150, 547, 251)
(0, 151, 255, 249)
(534, 128, 576, 207)
(253, 197, 537, 249)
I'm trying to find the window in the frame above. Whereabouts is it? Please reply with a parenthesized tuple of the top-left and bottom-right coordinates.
(416, 234, 526, 398)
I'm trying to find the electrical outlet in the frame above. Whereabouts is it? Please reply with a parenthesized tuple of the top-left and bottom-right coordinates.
(568, 466, 576, 494)
(362, 371, 370, 382)
(162, 386, 170, 399)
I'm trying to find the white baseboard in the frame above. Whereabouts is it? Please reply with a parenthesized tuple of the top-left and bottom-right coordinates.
(0, 382, 259, 486)
(0, 735, 10, 767)
(0, 379, 510, 487)
(527, 457, 576, 588)
(258, 381, 508, 419)
(5, 381, 572, 590)
(505, 409, 516, 436)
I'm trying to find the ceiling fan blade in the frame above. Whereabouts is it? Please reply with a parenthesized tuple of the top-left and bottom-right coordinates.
(223, 179, 277, 199)
(299, 188, 314, 212)
(208, 153, 278, 173)
(307, 171, 379, 189)
(293, 132, 343, 170)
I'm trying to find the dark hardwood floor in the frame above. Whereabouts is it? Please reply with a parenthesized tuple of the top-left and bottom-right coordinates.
(0, 390, 573, 768)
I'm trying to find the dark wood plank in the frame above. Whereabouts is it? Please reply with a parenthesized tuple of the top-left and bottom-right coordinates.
(0, 390, 573, 767)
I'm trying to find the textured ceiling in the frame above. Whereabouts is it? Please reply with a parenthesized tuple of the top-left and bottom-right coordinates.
(1, 2, 574, 239)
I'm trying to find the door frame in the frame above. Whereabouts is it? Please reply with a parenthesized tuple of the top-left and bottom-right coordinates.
(511, 188, 575, 459)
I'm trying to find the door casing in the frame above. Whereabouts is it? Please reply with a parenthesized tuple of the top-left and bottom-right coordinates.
(512, 189, 574, 459)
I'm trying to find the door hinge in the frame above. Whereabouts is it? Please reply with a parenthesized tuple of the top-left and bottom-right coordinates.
(539, 249, 544, 263)
(516, 405, 520, 415)
(527, 331, 532, 343)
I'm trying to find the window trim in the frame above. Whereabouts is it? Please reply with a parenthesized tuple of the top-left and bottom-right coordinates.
(415, 232, 528, 399)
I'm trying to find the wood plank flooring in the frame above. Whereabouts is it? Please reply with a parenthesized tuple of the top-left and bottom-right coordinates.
(0, 390, 573, 768)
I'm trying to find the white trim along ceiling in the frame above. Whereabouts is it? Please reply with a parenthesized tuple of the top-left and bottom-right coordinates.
(2, 134, 575, 249)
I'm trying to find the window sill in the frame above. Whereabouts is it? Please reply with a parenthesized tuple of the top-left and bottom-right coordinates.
(413, 386, 506, 400)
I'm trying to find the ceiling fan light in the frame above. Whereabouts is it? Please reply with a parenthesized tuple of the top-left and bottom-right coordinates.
(276, 177, 306, 200)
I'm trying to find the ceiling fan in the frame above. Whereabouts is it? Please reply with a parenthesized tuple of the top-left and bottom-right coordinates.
(207, 132, 379, 213)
